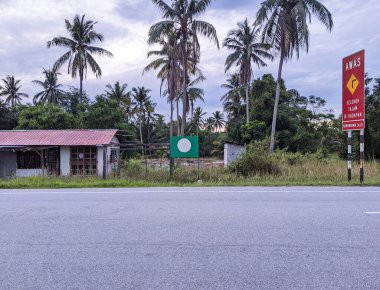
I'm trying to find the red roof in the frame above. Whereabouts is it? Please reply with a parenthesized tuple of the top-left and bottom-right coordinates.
(0, 130, 118, 146)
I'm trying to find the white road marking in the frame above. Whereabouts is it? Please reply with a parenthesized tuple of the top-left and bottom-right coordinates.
(1, 189, 380, 194)
(364, 212, 380, 214)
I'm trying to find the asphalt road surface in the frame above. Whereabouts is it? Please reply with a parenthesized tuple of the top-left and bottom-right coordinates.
(0, 187, 380, 289)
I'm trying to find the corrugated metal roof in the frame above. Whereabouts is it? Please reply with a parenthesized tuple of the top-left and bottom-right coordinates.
(0, 130, 118, 146)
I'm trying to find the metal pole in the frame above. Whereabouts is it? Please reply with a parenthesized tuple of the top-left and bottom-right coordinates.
(360, 129, 364, 183)
(145, 155, 148, 177)
(348, 130, 352, 182)
(170, 157, 174, 177)
(197, 157, 200, 180)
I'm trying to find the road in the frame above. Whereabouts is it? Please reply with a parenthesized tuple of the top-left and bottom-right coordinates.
(0, 187, 379, 289)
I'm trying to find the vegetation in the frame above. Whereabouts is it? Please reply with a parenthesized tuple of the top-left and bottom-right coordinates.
(1, 156, 379, 189)
(2, 2, 380, 187)
(47, 14, 113, 102)
(255, 0, 334, 152)
(224, 18, 272, 124)
(32, 69, 65, 104)
(149, 0, 219, 135)
(0, 76, 28, 106)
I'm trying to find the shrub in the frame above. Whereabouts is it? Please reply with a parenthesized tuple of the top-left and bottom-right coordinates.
(121, 158, 144, 177)
(228, 139, 280, 177)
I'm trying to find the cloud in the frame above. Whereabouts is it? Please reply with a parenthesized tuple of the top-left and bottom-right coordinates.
(0, 0, 379, 119)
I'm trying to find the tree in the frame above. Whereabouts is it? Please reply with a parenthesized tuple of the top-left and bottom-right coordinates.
(0, 100, 17, 129)
(204, 117, 215, 132)
(365, 78, 380, 159)
(255, 0, 333, 152)
(144, 99, 158, 146)
(187, 76, 205, 118)
(32, 69, 65, 104)
(104, 81, 128, 106)
(211, 111, 225, 132)
(59, 87, 90, 118)
(81, 96, 127, 129)
(149, 0, 219, 135)
(221, 73, 244, 120)
(0, 76, 28, 106)
(145, 29, 181, 137)
(47, 14, 113, 102)
(224, 18, 272, 124)
(130, 87, 153, 147)
(17, 104, 76, 129)
(189, 106, 206, 135)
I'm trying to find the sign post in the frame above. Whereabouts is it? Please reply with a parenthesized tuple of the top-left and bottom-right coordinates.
(342, 50, 365, 182)
(170, 136, 200, 178)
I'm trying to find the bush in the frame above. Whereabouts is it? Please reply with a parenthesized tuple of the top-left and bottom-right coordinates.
(228, 139, 280, 177)
(272, 148, 328, 165)
(121, 158, 144, 177)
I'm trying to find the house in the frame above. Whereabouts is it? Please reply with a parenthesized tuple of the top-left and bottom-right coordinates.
(0, 130, 120, 178)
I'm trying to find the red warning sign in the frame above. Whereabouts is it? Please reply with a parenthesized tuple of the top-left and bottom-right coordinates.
(342, 50, 365, 131)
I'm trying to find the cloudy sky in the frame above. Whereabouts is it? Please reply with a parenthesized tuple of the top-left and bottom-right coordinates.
(1, 0, 379, 120)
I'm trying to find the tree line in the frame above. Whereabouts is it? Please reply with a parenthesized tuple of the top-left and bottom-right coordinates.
(2, 1, 379, 159)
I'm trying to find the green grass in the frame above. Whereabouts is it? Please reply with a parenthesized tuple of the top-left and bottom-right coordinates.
(1, 158, 379, 189)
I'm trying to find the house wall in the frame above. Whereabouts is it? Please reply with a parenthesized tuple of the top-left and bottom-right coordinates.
(224, 143, 245, 168)
(97, 146, 105, 178)
(108, 136, 120, 177)
(16, 169, 44, 177)
(0, 152, 17, 178)
(97, 143, 120, 178)
(60, 146, 70, 176)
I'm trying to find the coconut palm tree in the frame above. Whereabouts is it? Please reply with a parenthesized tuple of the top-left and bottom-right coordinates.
(130, 87, 152, 147)
(149, 0, 219, 135)
(221, 73, 244, 120)
(187, 76, 205, 118)
(204, 117, 215, 132)
(211, 111, 225, 132)
(255, 0, 333, 152)
(105, 81, 128, 106)
(32, 69, 65, 104)
(145, 29, 181, 137)
(120, 93, 136, 123)
(47, 14, 113, 102)
(224, 18, 273, 124)
(0, 76, 28, 106)
(145, 99, 158, 147)
(191, 106, 206, 135)
(105, 81, 135, 121)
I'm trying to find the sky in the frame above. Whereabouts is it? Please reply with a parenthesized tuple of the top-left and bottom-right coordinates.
(0, 0, 379, 120)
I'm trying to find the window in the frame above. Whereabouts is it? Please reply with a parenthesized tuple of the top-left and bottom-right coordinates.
(17, 151, 41, 169)
(110, 149, 118, 163)
(70, 147, 97, 176)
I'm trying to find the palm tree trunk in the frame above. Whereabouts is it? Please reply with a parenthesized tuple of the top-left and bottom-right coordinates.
(177, 99, 180, 136)
(79, 69, 83, 104)
(170, 99, 173, 137)
(147, 116, 151, 156)
(245, 83, 249, 124)
(269, 49, 285, 153)
(181, 35, 188, 136)
(139, 117, 143, 156)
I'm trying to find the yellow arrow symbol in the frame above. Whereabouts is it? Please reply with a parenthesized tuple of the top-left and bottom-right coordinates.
(347, 74, 359, 95)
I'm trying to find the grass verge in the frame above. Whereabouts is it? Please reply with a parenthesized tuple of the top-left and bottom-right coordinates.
(0, 158, 379, 189)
